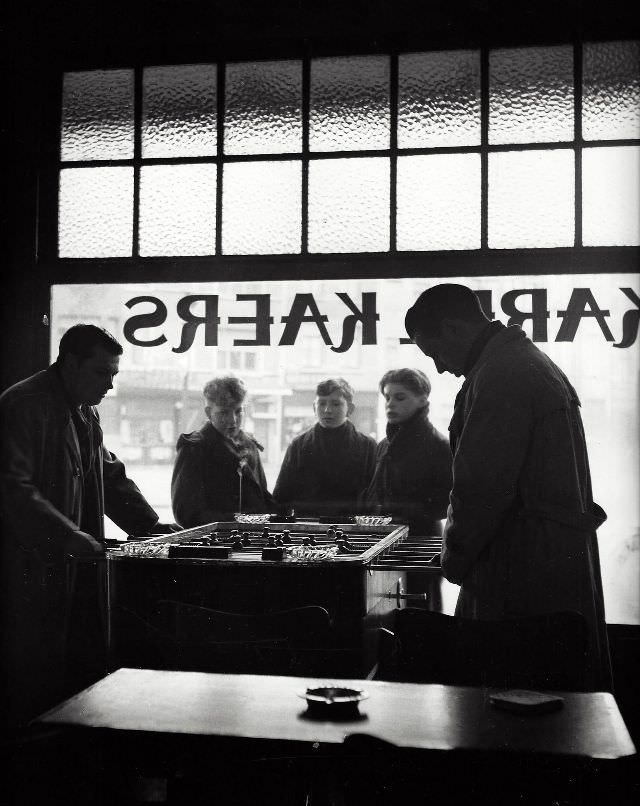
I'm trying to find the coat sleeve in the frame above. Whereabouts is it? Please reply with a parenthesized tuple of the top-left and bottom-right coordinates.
(272, 441, 299, 510)
(102, 444, 158, 534)
(252, 450, 276, 510)
(361, 436, 377, 489)
(422, 435, 453, 522)
(0, 397, 89, 550)
(171, 442, 221, 528)
(441, 375, 532, 584)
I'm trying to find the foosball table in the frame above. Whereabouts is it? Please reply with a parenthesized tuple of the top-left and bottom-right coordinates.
(106, 519, 443, 677)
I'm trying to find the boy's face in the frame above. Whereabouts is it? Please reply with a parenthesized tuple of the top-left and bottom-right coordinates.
(313, 391, 350, 429)
(206, 397, 244, 439)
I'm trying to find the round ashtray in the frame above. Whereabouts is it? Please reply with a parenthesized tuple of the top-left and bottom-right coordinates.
(234, 513, 272, 524)
(299, 686, 368, 716)
(354, 515, 392, 527)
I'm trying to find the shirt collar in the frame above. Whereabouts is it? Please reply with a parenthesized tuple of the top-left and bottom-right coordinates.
(463, 320, 506, 375)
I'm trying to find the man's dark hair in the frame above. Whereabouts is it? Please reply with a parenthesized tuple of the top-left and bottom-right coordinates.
(405, 284, 488, 339)
(378, 368, 431, 398)
(315, 377, 355, 408)
(57, 324, 123, 363)
(203, 375, 247, 406)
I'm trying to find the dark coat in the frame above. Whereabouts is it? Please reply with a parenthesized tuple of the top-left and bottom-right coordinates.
(0, 366, 158, 725)
(273, 421, 376, 517)
(361, 408, 452, 535)
(442, 324, 611, 690)
(171, 421, 275, 527)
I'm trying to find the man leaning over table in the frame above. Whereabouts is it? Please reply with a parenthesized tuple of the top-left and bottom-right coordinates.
(405, 283, 612, 691)
(0, 324, 176, 730)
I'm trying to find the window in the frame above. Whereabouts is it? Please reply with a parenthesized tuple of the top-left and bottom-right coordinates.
(57, 42, 640, 258)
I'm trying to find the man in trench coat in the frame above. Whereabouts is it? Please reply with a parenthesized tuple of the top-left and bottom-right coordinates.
(405, 284, 612, 691)
(0, 324, 171, 731)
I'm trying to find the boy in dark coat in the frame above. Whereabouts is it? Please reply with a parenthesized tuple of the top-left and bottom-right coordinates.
(361, 368, 452, 535)
(172, 375, 274, 527)
(273, 378, 376, 518)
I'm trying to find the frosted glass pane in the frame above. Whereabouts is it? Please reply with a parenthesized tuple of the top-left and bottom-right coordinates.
(225, 61, 302, 155)
(583, 147, 640, 246)
(398, 50, 480, 148)
(488, 150, 574, 248)
(308, 158, 389, 252)
(397, 154, 481, 250)
(61, 70, 134, 160)
(142, 64, 217, 158)
(59, 167, 133, 257)
(310, 56, 389, 151)
(140, 164, 216, 256)
(583, 41, 640, 140)
(222, 161, 301, 254)
(489, 47, 574, 144)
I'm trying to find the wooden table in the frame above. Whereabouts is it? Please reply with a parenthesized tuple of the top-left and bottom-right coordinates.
(38, 667, 635, 761)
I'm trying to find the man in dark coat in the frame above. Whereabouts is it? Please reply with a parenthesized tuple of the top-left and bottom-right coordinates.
(405, 284, 612, 690)
(273, 378, 376, 518)
(171, 375, 274, 527)
(0, 324, 168, 730)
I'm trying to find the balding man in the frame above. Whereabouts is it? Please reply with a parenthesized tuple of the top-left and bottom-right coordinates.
(405, 284, 611, 690)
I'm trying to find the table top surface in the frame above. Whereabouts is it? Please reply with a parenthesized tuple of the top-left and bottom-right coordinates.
(38, 668, 636, 761)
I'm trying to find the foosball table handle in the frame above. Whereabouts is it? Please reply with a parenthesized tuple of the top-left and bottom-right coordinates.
(384, 580, 428, 606)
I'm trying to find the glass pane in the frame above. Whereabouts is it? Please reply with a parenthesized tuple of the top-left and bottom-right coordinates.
(308, 157, 389, 252)
(142, 64, 217, 158)
(489, 46, 574, 144)
(583, 146, 640, 246)
(222, 161, 301, 254)
(488, 150, 574, 248)
(583, 41, 640, 140)
(59, 167, 133, 257)
(397, 154, 480, 250)
(61, 70, 134, 160)
(224, 60, 302, 155)
(139, 164, 217, 256)
(398, 50, 480, 148)
(310, 56, 389, 151)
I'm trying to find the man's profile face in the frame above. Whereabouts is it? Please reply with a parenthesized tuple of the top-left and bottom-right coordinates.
(64, 347, 120, 406)
(313, 391, 350, 429)
(413, 330, 465, 377)
(206, 397, 244, 440)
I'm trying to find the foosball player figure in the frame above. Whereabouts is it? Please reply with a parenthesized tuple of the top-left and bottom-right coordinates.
(241, 531, 251, 546)
(282, 529, 292, 544)
(232, 532, 244, 551)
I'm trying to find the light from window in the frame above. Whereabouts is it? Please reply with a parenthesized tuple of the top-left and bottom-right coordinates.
(398, 50, 481, 148)
(59, 167, 133, 257)
(397, 153, 481, 250)
(488, 150, 574, 248)
(61, 69, 134, 161)
(582, 146, 640, 246)
(489, 46, 574, 145)
(583, 41, 640, 141)
(224, 60, 302, 155)
(139, 164, 217, 256)
(309, 55, 390, 152)
(308, 157, 390, 252)
(222, 161, 301, 254)
(142, 64, 217, 158)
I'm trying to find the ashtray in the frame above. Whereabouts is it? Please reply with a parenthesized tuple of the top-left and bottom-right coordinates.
(234, 513, 272, 524)
(353, 515, 392, 527)
(299, 686, 368, 717)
